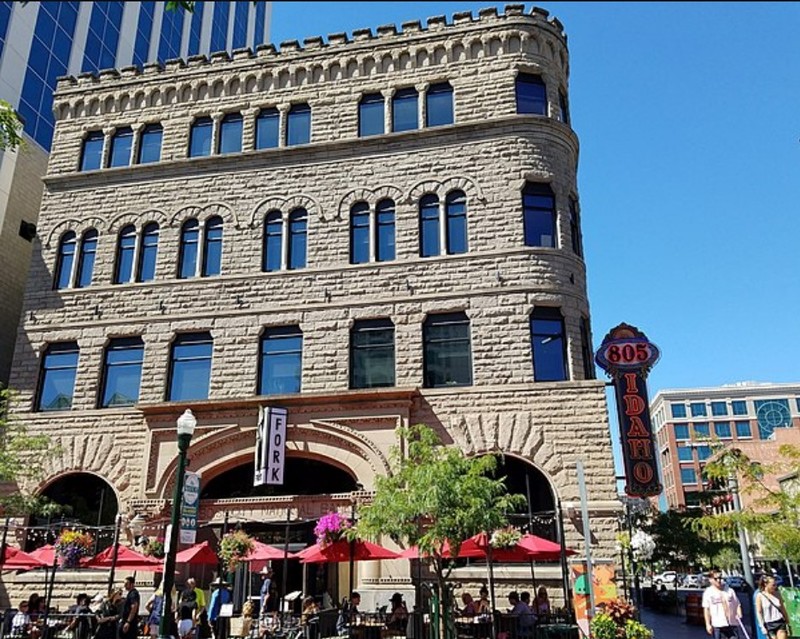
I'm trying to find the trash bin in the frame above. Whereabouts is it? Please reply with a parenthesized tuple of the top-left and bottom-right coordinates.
(685, 594, 704, 626)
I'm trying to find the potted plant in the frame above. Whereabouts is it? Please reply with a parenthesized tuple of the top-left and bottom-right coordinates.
(218, 530, 254, 571)
(489, 525, 522, 549)
(313, 512, 352, 547)
(54, 529, 94, 568)
(143, 537, 165, 559)
(590, 599, 653, 639)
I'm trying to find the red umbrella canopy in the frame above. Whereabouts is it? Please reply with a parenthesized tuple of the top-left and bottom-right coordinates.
(28, 544, 57, 566)
(1, 546, 48, 571)
(85, 544, 163, 571)
(397, 540, 457, 560)
(459, 532, 576, 562)
(175, 541, 219, 566)
(295, 539, 399, 563)
(245, 540, 295, 571)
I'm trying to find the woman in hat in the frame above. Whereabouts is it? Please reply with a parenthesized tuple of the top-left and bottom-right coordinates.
(386, 593, 408, 632)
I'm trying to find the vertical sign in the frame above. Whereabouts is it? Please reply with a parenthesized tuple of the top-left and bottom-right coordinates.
(180, 471, 201, 544)
(254, 406, 288, 486)
(595, 323, 663, 498)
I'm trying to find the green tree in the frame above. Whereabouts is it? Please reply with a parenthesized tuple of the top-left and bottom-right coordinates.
(0, 100, 23, 152)
(357, 424, 525, 623)
(693, 447, 800, 563)
(0, 387, 58, 516)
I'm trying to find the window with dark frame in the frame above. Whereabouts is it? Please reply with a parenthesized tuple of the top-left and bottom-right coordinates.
(426, 82, 454, 127)
(522, 183, 556, 248)
(419, 194, 440, 258)
(108, 127, 133, 168)
(392, 88, 418, 132)
(569, 198, 583, 257)
(263, 210, 282, 272)
(138, 124, 163, 164)
(288, 208, 307, 269)
(359, 93, 384, 137)
(189, 116, 213, 157)
(580, 316, 595, 380)
(178, 218, 200, 279)
(531, 307, 568, 382)
(375, 199, 396, 262)
(286, 103, 311, 146)
(75, 229, 98, 289)
(558, 89, 570, 124)
(218, 112, 243, 154)
(350, 319, 395, 389)
(136, 222, 159, 282)
(80, 131, 104, 171)
(114, 224, 137, 284)
(168, 332, 213, 401)
(423, 312, 472, 388)
(202, 216, 223, 276)
(445, 190, 467, 255)
(259, 326, 303, 395)
(54, 231, 77, 290)
(255, 108, 279, 149)
(516, 73, 547, 115)
(350, 202, 370, 264)
(100, 337, 144, 408)
(36, 342, 79, 412)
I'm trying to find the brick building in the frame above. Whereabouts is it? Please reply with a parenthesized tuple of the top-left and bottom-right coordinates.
(7, 4, 618, 603)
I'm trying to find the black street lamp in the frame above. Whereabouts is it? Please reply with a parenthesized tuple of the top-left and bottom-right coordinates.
(158, 409, 197, 639)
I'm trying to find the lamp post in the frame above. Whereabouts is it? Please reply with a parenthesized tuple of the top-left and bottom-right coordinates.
(159, 409, 197, 639)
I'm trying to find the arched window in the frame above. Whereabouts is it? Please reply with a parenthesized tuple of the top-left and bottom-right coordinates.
(288, 208, 307, 270)
(426, 82, 454, 127)
(54, 231, 77, 290)
(350, 202, 370, 264)
(189, 116, 213, 157)
(255, 108, 279, 150)
(109, 127, 133, 168)
(522, 183, 556, 248)
(202, 216, 223, 276)
(178, 218, 200, 279)
(419, 194, 440, 258)
(114, 224, 137, 284)
(531, 307, 568, 382)
(375, 199, 395, 262)
(137, 222, 159, 282)
(263, 211, 283, 272)
(75, 229, 98, 289)
(445, 190, 467, 254)
(218, 113, 243, 154)
(516, 73, 547, 115)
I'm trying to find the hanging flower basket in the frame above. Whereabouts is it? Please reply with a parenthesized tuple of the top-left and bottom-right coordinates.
(218, 530, 255, 571)
(314, 512, 352, 547)
(54, 529, 94, 568)
(490, 525, 522, 549)
(143, 538, 165, 559)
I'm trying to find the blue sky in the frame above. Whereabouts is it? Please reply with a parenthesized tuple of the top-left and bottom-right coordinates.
(270, 2, 800, 397)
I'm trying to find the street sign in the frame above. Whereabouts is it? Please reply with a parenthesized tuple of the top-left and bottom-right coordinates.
(254, 406, 288, 486)
(180, 471, 201, 544)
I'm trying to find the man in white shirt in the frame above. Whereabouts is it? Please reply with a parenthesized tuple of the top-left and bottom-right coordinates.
(702, 572, 742, 638)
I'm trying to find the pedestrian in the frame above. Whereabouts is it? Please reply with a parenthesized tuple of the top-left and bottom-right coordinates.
(703, 571, 742, 638)
(208, 577, 232, 639)
(178, 585, 199, 639)
(756, 576, 791, 639)
(145, 584, 176, 639)
(66, 593, 95, 639)
(95, 590, 123, 639)
(258, 567, 273, 616)
(119, 577, 141, 639)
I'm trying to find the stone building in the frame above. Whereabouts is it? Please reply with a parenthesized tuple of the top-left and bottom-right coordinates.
(7, 4, 618, 604)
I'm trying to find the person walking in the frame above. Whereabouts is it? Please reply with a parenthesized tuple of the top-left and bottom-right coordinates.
(703, 572, 742, 638)
(120, 577, 141, 639)
(756, 576, 791, 639)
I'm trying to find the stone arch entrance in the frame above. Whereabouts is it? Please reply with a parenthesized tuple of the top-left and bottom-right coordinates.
(26, 472, 119, 551)
(492, 454, 559, 540)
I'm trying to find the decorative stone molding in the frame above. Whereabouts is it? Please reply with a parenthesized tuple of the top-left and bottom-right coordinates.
(248, 194, 324, 226)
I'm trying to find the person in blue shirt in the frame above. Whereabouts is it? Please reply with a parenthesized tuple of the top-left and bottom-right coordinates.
(259, 567, 273, 616)
(208, 578, 232, 639)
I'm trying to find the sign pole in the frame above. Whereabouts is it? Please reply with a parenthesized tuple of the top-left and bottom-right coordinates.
(577, 461, 595, 620)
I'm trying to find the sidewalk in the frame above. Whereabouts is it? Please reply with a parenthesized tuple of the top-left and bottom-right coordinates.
(640, 610, 708, 639)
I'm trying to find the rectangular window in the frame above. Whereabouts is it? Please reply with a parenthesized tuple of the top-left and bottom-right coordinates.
(392, 88, 418, 132)
(425, 82, 453, 127)
(210, 0, 229, 53)
(681, 467, 697, 485)
(168, 332, 212, 401)
(715, 421, 732, 439)
(735, 420, 752, 438)
(359, 94, 384, 137)
(255, 108, 279, 149)
(259, 327, 302, 395)
(80, 131, 104, 171)
(690, 402, 707, 417)
(677, 446, 693, 462)
(37, 342, 79, 411)
(711, 401, 728, 416)
(218, 113, 243, 154)
(531, 308, 568, 382)
(286, 104, 311, 146)
(350, 319, 395, 389)
(423, 312, 472, 388)
(731, 400, 747, 415)
(109, 127, 133, 168)
(674, 424, 689, 440)
(137, 124, 162, 163)
(558, 90, 570, 124)
(516, 73, 547, 115)
(189, 117, 213, 157)
(671, 403, 687, 419)
(696, 445, 711, 461)
(580, 316, 595, 380)
(693, 422, 710, 438)
(522, 182, 555, 248)
(100, 337, 144, 407)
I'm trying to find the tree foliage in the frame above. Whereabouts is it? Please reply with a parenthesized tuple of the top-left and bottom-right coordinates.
(357, 424, 525, 589)
(692, 447, 800, 563)
(0, 100, 23, 152)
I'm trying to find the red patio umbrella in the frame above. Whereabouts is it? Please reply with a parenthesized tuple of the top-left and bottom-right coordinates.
(175, 541, 219, 566)
(294, 539, 400, 563)
(28, 544, 57, 566)
(459, 532, 576, 562)
(85, 544, 163, 571)
(397, 540, 457, 560)
(1, 546, 48, 571)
